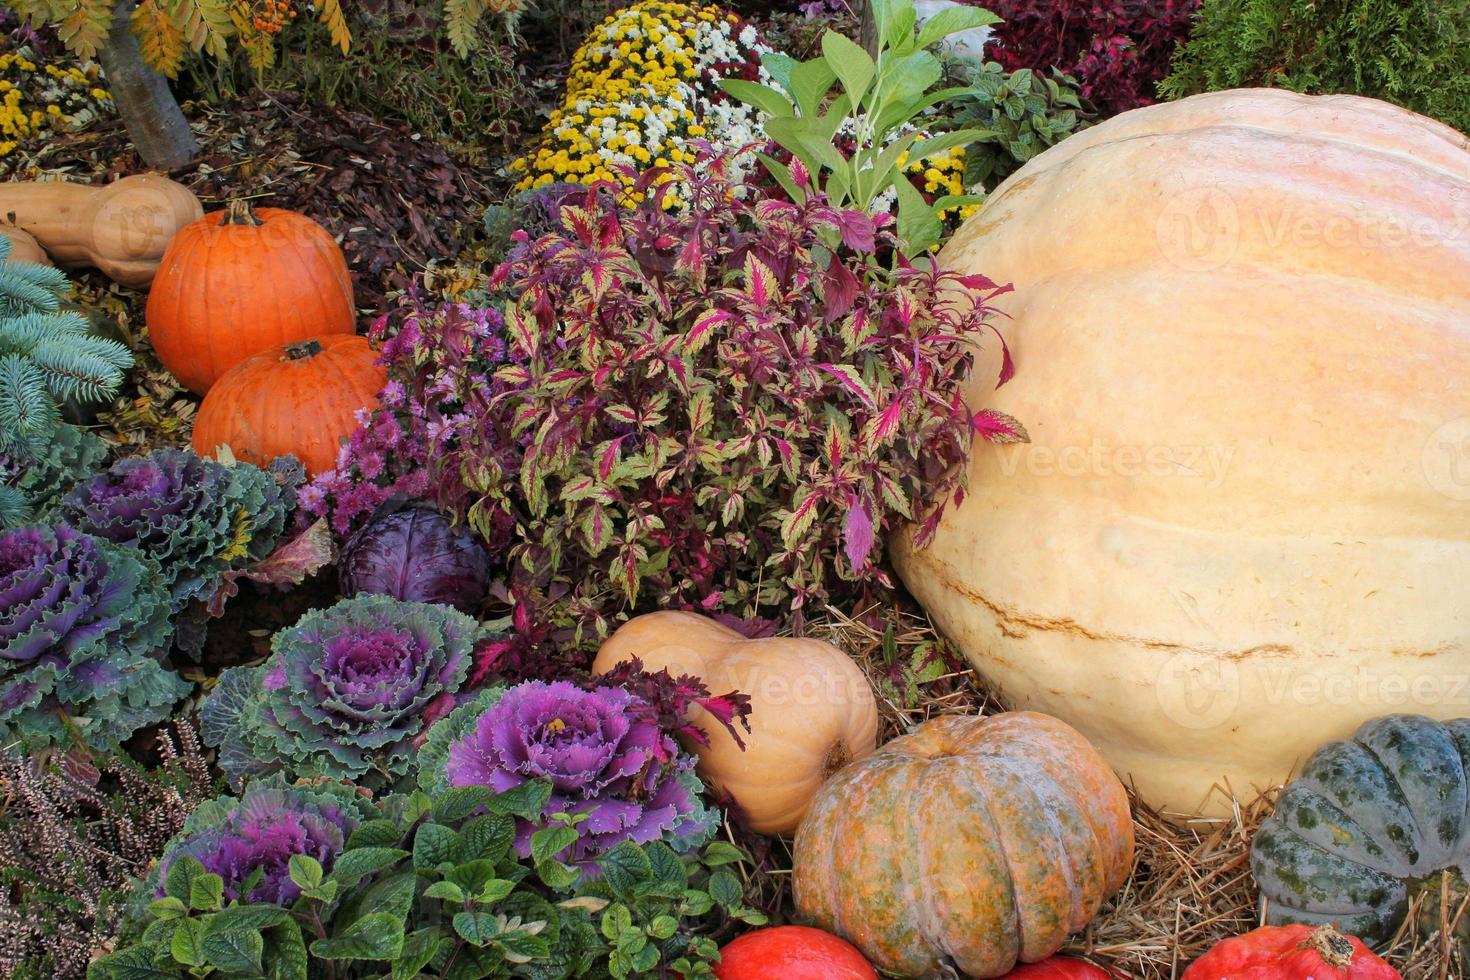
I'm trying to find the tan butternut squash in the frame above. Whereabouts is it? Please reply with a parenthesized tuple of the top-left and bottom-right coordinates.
(1, 225, 51, 266)
(593, 611, 879, 835)
(0, 174, 202, 287)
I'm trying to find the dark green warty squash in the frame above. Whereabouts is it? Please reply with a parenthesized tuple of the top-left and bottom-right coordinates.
(1251, 714, 1470, 947)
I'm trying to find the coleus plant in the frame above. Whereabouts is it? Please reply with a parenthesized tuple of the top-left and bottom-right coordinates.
(201, 594, 482, 788)
(451, 157, 1018, 638)
(95, 780, 764, 980)
(417, 680, 718, 873)
(0, 523, 185, 748)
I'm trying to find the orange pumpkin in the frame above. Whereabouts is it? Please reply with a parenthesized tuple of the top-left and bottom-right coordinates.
(147, 201, 355, 394)
(593, 611, 879, 835)
(192, 335, 385, 477)
(793, 711, 1134, 978)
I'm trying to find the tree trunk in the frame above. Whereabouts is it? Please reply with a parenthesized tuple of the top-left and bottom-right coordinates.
(858, 0, 879, 55)
(97, 0, 197, 169)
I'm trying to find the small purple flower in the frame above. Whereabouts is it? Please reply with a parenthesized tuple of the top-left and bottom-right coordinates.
(155, 783, 359, 906)
(438, 681, 715, 869)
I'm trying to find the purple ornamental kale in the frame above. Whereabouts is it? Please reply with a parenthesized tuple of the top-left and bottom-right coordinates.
(438, 681, 716, 869)
(58, 448, 295, 610)
(201, 594, 479, 787)
(155, 782, 359, 906)
(0, 524, 180, 747)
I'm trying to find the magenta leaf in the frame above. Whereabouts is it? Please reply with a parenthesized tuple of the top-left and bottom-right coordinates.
(842, 493, 876, 569)
(972, 409, 1031, 444)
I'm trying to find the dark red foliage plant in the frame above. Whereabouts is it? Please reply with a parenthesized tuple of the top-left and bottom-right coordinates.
(448, 155, 1020, 641)
(985, 0, 1200, 115)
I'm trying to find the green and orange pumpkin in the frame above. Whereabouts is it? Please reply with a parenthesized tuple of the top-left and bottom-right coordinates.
(793, 711, 1133, 978)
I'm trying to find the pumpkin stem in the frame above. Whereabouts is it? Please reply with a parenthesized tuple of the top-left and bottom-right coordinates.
(821, 739, 851, 780)
(224, 199, 263, 226)
(1297, 925, 1354, 968)
(285, 340, 324, 360)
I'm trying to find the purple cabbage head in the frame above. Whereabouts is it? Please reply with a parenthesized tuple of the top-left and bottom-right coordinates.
(0, 524, 181, 747)
(339, 507, 490, 615)
(154, 782, 360, 906)
(58, 448, 295, 610)
(201, 594, 479, 787)
(424, 681, 716, 870)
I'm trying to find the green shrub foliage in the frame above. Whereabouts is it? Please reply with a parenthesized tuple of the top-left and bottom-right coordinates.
(0, 236, 131, 457)
(1161, 0, 1470, 132)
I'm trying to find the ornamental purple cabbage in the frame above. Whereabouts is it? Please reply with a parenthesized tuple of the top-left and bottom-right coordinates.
(422, 681, 716, 870)
(339, 506, 491, 615)
(201, 594, 480, 787)
(153, 782, 360, 906)
(0, 523, 182, 747)
(58, 448, 296, 611)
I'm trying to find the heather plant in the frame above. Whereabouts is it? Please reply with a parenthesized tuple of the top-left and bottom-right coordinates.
(450, 159, 1017, 639)
(0, 522, 184, 749)
(979, 0, 1199, 115)
(201, 594, 482, 788)
(417, 680, 719, 872)
(58, 447, 298, 615)
(0, 724, 216, 980)
(948, 62, 1094, 190)
(94, 779, 764, 979)
(1160, 0, 1470, 132)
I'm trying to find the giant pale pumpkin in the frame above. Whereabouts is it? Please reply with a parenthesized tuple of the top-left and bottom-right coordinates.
(792, 711, 1133, 978)
(147, 201, 354, 394)
(593, 611, 878, 835)
(892, 89, 1470, 817)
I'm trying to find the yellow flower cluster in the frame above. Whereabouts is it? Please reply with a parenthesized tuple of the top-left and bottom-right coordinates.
(907, 145, 981, 223)
(0, 52, 110, 159)
(511, 0, 769, 203)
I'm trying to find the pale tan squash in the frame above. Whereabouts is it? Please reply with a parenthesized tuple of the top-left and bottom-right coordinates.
(0, 174, 202, 287)
(2, 225, 51, 266)
(893, 89, 1470, 817)
(593, 611, 879, 835)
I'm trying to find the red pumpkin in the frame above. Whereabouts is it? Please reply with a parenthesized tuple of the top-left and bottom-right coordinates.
(192, 335, 385, 477)
(147, 201, 355, 394)
(1182, 925, 1400, 980)
(1002, 957, 1112, 979)
(714, 926, 877, 980)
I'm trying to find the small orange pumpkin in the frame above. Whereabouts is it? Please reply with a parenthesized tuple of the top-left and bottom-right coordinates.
(593, 611, 879, 835)
(192, 335, 385, 477)
(793, 711, 1134, 978)
(147, 201, 355, 394)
